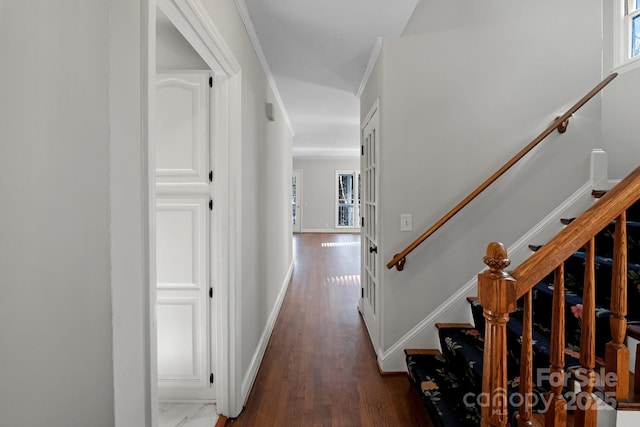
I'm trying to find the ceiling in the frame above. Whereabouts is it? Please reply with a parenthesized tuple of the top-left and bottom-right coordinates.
(241, 0, 419, 158)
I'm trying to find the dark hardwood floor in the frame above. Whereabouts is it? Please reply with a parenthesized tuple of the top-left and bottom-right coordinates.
(226, 233, 432, 427)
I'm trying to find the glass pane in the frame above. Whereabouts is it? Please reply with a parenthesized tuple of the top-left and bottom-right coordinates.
(357, 173, 361, 225)
(337, 173, 355, 226)
(292, 176, 297, 225)
(634, 14, 640, 58)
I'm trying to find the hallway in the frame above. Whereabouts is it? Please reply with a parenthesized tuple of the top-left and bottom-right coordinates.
(227, 233, 431, 426)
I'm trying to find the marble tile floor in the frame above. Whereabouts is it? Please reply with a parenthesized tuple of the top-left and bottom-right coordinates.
(159, 403, 218, 427)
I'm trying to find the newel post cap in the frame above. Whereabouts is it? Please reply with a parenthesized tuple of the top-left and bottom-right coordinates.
(478, 242, 517, 314)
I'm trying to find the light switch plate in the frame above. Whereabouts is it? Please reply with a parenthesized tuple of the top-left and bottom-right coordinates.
(401, 214, 412, 231)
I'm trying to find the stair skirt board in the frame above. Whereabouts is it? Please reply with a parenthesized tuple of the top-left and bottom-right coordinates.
(380, 179, 597, 372)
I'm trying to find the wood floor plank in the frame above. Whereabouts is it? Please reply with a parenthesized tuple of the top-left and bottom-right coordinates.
(227, 233, 432, 427)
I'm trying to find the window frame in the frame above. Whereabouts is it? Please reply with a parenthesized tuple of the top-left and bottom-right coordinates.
(613, 0, 640, 71)
(334, 170, 361, 229)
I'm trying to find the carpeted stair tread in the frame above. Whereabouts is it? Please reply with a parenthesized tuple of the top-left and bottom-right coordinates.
(404, 200, 640, 424)
(436, 326, 549, 423)
(406, 352, 481, 427)
(438, 326, 486, 389)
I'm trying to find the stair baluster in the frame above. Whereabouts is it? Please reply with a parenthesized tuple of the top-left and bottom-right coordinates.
(574, 238, 598, 427)
(546, 264, 567, 427)
(606, 212, 630, 400)
(478, 243, 517, 427)
(516, 289, 534, 426)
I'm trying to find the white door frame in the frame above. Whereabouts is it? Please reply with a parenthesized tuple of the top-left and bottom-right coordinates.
(359, 100, 381, 356)
(153, 0, 243, 417)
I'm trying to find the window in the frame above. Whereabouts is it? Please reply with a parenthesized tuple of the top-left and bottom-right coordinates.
(615, 0, 640, 68)
(335, 171, 361, 228)
(631, 0, 640, 58)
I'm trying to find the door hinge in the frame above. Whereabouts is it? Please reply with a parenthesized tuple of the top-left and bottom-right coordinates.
(209, 76, 213, 88)
(361, 217, 364, 227)
(209, 199, 213, 211)
(361, 287, 364, 298)
(361, 145, 364, 156)
(209, 170, 213, 182)
(209, 287, 213, 298)
(210, 373, 214, 384)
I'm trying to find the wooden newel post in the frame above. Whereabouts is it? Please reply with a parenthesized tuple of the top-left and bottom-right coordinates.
(478, 242, 518, 427)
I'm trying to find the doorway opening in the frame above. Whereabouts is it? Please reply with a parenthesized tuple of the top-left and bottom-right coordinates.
(150, 0, 244, 420)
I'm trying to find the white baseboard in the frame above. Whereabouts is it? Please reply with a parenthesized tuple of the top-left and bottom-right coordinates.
(240, 259, 295, 403)
(379, 179, 597, 372)
(301, 228, 360, 234)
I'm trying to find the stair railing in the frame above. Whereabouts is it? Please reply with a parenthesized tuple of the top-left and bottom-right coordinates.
(479, 164, 640, 427)
(387, 73, 618, 272)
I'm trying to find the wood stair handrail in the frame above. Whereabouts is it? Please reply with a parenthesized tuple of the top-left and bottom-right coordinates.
(386, 73, 618, 271)
(479, 165, 640, 427)
(511, 163, 640, 299)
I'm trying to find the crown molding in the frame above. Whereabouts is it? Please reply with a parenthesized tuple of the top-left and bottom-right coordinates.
(233, 0, 295, 136)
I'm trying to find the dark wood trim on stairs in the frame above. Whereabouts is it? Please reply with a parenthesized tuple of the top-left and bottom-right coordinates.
(435, 323, 474, 329)
(404, 349, 442, 356)
(215, 415, 228, 427)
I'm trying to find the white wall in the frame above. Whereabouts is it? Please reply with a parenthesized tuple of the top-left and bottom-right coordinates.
(293, 158, 361, 231)
(601, 67, 640, 177)
(601, 2, 640, 179)
(361, 0, 603, 369)
(202, 0, 294, 404)
(156, 8, 209, 70)
(0, 2, 115, 426)
(0, 0, 294, 424)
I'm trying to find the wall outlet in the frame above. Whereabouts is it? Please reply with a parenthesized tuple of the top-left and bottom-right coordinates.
(401, 214, 412, 232)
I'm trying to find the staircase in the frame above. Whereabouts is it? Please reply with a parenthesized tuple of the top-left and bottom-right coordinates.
(405, 173, 640, 426)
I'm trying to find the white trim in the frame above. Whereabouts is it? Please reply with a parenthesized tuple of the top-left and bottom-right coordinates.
(591, 149, 609, 191)
(301, 229, 361, 234)
(240, 259, 295, 403)
(147, 4, 159, 425)
(612, 0, 640, 73)
(361, 99, 379, 131)
(610, 55, 640, 74)
(379, 173, 602, 371)
(155, 0, 244, 418)
(233, 0, 295, 136)
(356, 38, 383, 99)
(111, 0, 155, 426)
(359, 100, 382, 358)
(158, 0, 239, 74)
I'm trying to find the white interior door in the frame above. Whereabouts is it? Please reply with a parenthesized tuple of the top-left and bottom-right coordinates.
(360, 103, 380, 349)
(292, 170, 302, 233)
(155, 72, 215, 401)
